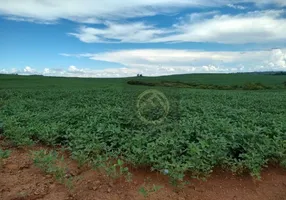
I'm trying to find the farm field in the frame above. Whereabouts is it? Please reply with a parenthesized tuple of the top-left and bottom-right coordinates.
(0, 73, 286, 200)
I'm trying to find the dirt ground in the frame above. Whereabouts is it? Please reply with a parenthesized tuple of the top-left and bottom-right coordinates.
(1, 140, 286, 200)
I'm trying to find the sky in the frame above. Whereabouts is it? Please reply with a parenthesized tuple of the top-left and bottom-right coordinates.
(0, 0, 286, 77)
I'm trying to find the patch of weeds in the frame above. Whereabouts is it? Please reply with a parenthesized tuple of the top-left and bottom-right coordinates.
(17, 191, 29, 199)
(0, 148, 11, 168)
(92, 156, 132, 182)
(71, 150, 89, 168)
(138, 177, 163, 198)
(31, 149, 73, 189)
(163, 168, 189, 189)
(107, 159, 132, 182)
(0, 121, 4, 135)
(280, 159, 286, 168)
(279, 140, 286, 169)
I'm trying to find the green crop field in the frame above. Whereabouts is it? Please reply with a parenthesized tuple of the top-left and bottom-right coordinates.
(0, 73, 286, 184)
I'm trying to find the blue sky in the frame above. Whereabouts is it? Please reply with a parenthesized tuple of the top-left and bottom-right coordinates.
(0, 0, 286, 77)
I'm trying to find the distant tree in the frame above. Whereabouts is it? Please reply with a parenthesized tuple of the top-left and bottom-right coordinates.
(274, 72, 286, 75)
(140, 74, 143, 77)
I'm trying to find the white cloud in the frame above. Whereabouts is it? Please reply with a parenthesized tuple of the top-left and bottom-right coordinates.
(60, 48, 286, 77)
(2, 48, 285, 78)
(267, 49, 286, 68)
(227, 4, 246, 10)
(0, 0, 285, 24)
(69, 10, 286, 44)
(11, 68, 18, 73)
(1, 66, 39, 75)
(69, 22, 170, 43)
(4, 16, 56, 24)
(23, 66, 37, 74)
(43, 65, 143, 77)
(0, 0, 224, 24)
(2, 1, 286, 45)
(254, 0, 286, 7)
(41, 65, 231, 77)
(0, 69, 8, 74)
(75, 48, 286, 71)
(156, 10, 286, 44)
(185, 11, 220, 22)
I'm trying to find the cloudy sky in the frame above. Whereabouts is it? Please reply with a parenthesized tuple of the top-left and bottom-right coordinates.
(0, 0, 286, 77)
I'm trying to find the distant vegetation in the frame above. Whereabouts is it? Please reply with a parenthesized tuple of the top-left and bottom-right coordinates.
(127, 80, 274, 90)
(273, 72, 286, 75)
(1, 72, 286, 89)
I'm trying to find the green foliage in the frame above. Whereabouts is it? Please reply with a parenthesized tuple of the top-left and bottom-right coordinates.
(31, 149, 73, 189)
(0, 121, 3, 134)
(138, 178, 163, 198)
(0, 148, 11, 168)
(127, 80, 156, 86)
(0, 148, 11, 159)
(1, 73, 286, 89)
(242, 82, 270, 90)
(128, 80, 272, 90)
(2, 119, 34, 146)
(92, 156, 132, 182)
(0, 74, 286, 185)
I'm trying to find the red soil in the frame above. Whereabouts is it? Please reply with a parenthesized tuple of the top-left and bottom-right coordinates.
(1, 140, 286, 200)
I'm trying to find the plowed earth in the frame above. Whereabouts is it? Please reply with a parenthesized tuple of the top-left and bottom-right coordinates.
(1, 139, 286, 200)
